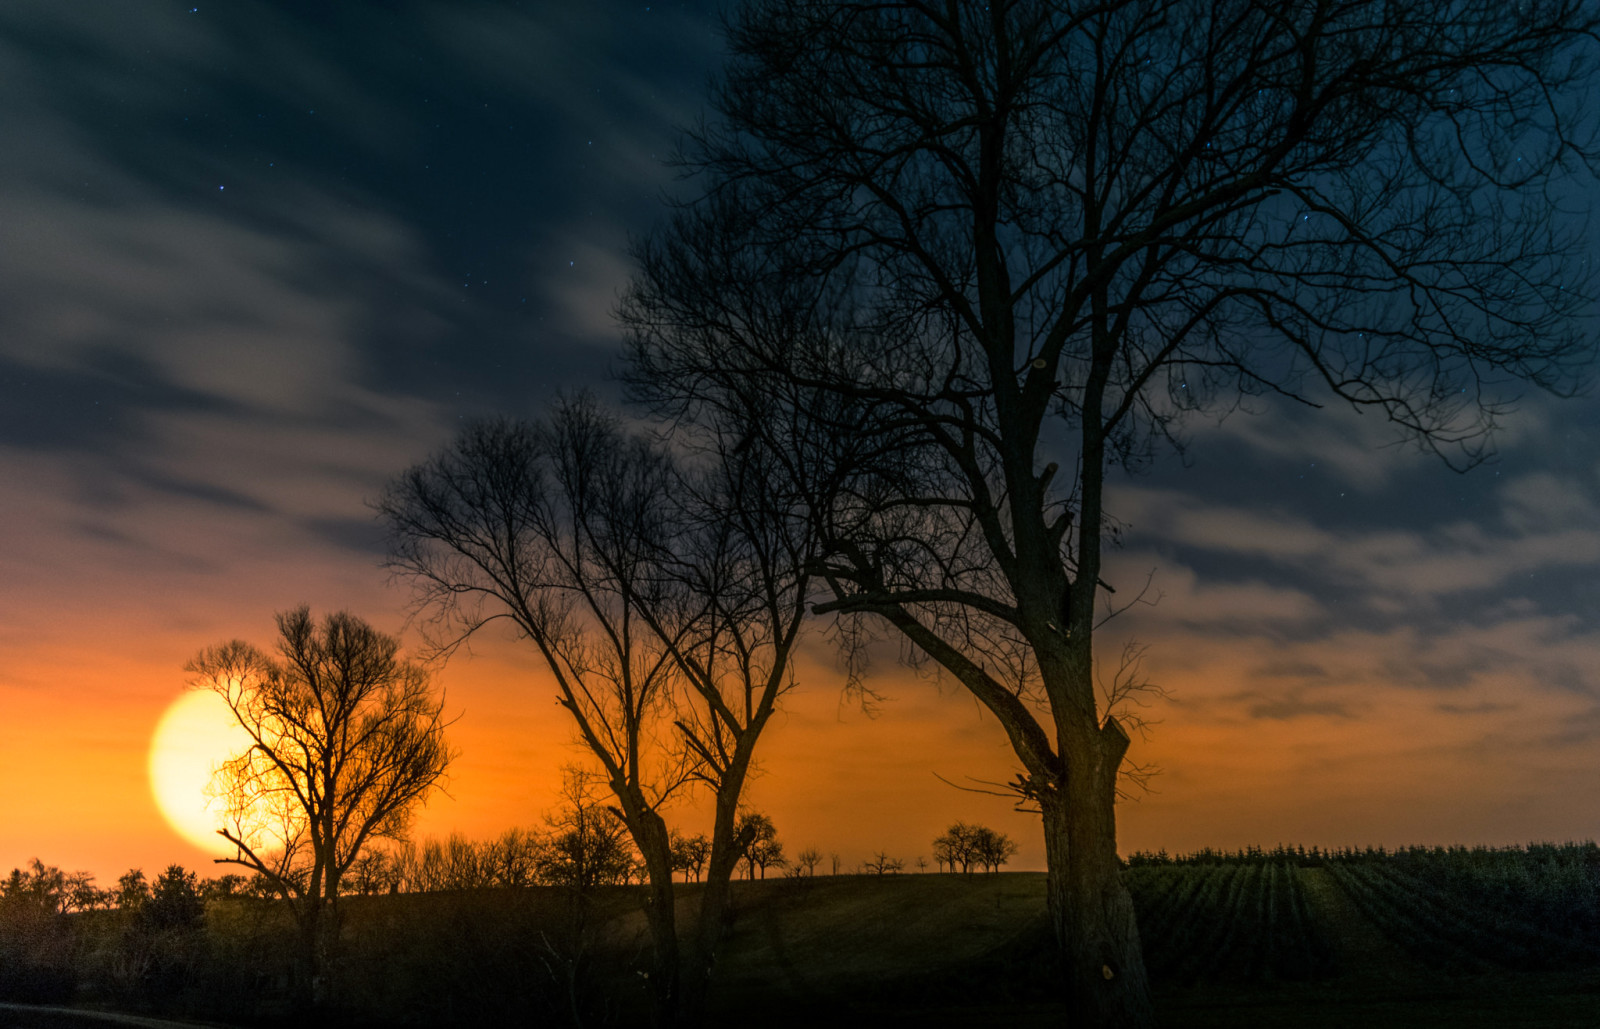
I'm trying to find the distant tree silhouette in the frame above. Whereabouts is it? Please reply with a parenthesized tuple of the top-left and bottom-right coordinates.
(114, 869, 150, 911)
(534, 766, 637, 892)
(187, 606, 452, 1008)
(621, 2, 1600, 1022)
(933, 823, 981, 875)
(381, 395, 819, 1027)
(934, 823, 1018, 874)
(202, 873, 249, 901)
(0, 860, 78, 1002)
(796, 848, 823, 876)
(671, 831, 712, 883)
(485, 828, 542, 888)
(974, 829, 1020, 873)
(344, 850, 395, 896)
(144, 865, 203, 933)
(862, 853, 904, 876)
(0, 860, 95, 914)
(735, 811, 785, 879)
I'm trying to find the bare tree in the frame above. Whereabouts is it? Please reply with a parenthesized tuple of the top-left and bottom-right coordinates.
(534, 766, 639, 892)
(379, 395, 817, 1027)
(933, 823, 981, 875)
(670, 830, 712, 883)
(796, 847, 823, 876)
(621, 1, 1599, 1023)
(343, 850, 395, 896)
(187, 607, 451, 1006)
(734, 811, 785, 879)
(485, 828, 543, 889)
(862, 853, 905, 876)
(974, 828, 1020, 873)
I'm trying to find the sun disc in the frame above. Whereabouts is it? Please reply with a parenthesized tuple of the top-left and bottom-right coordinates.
(149, 690, 251, 854)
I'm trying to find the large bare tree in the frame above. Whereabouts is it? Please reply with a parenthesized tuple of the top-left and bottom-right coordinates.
(186, 607, 452, 1007)
(379, 395, 816, 1027)
(619, 1, 1600, 1024)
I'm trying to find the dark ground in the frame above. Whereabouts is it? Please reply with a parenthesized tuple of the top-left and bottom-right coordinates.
(7, 872, 1599, 1027)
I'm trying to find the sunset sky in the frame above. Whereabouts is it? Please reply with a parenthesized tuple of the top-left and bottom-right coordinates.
(3, 1, 1599, 886)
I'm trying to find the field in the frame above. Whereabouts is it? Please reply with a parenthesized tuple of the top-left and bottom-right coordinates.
(3, 844, 1599, 1027)
(701, 844, 1600, 1028)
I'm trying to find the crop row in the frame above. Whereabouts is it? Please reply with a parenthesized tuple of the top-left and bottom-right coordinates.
(1326, 858, 1600, 973)
(1124, 860, 1335, 986)
(1123, 843, 1600, 986)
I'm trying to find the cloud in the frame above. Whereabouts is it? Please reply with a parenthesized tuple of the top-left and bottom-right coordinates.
(535, 230, 639, 344)
(1233, 690, 1356, 720)
(1103, 557, 1325, 633)
(1112, 476, 1600, 605)
(1187, 383, 1553, 490)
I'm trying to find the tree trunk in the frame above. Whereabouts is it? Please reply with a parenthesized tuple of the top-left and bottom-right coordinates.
(634, 814, 681, 1029)
(1040, 744, 1152, 1029)
(678, 786, 749, 1027)
(641, 872, 680, 1028)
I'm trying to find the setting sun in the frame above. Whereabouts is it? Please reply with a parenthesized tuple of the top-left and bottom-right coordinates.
(147, 689, 251, 855)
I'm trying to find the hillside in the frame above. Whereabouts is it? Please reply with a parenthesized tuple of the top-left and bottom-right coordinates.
(5, 853, 1600, 1027)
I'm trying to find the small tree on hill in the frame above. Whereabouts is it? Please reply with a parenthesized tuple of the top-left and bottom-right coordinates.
(671, 831, 712, 883)
(735, 812, 784, 879)
(145, 866, 204, 933)
(862, 853, 904, 876)
(795, 848, 823, 876)
(933, 823, 981, 875)
(537, 767, 638, 892)
(114, 870, 150, 911)
(188, 606, 452, 1008)
(974, 829, 1019, 873)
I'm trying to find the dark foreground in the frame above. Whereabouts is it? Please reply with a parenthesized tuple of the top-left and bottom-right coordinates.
(4, 849, 1598, 1027)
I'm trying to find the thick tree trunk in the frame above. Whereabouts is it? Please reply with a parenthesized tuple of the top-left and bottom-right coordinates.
(641, 872, 681, 1028)
(678, 774, 751, 1027)
(1041, 739, 1152, 1029)
(680, 848, 738, 1025)
(634, 814, 682, 1029)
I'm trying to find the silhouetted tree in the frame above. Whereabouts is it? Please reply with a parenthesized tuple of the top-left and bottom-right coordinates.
(670, 831, 712, 883)
(621, 1, 1600, 1022)
(381, 395, 818, 1027)
(0, 860, 92, 913)
(735, 811, 784, 879)
(114, 869, 150, 911)
(0, 861, 77, 1003)
(144, 865, 203, 933)
(796, 847, 823, 876)
(933, 823, 981, 875)
(343, 850, 395, 896)
(535, 767, 638, 892)
(862, 853, 905, 876)
(485, 828, 542, 889)
(187, 607, 452, 1008)
(974, 828, 1020, 873)
(201, 874, 249, 901)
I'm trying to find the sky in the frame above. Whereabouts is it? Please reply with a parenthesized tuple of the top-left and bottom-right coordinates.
(3, 0, 1599, 886)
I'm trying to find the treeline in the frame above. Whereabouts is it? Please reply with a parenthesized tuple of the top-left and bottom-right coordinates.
(1126, 841, 1600, 869)
(0, 860, 230, 1007)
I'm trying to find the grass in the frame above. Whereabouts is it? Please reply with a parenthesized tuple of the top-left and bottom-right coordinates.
(8, 851, 1600, 1026)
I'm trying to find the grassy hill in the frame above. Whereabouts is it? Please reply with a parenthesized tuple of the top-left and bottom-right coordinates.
(6, 848, 1600, 1027)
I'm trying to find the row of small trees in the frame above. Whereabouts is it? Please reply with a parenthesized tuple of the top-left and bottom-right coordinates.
(933, 823, 1020, 875)
(1, 859, 251, 915)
